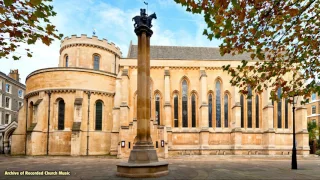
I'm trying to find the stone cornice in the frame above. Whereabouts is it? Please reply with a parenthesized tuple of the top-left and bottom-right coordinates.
(60, 43, 121, 58)
(26, 67, 117, 81)
(205, 67, 223, 70)
(25, 88, 115, 99)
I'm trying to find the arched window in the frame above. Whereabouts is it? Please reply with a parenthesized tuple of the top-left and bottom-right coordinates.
(182, 80, 188, 127)
(224, 94, 228, 128)
(285, 98, 288, 128)
(155, 94, 160, 125)
(216, 81, 221, 127)
(58, 99, 65, 130)
(65, 56, 68, 67)
(95, 101, 103, 130)
(255, 95, 259, 128)
(29, 101, 34, 124)
(174, 93, 178, 127)
(191, 94, 196, 127)
(93, 55, 100, 70)
(277, 88, 282, 128)
(247, 87, 252, 128)
(240, 95, 244, 128)
(208, 94, 213, 127)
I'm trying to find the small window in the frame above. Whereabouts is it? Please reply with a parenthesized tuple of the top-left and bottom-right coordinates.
(0, 80, 2, 90)
(312, 106, 316, 114)
(93, 55, 100, 70)
(0, 93, 2, 107)
(18, 102, 23, 109)
(95, 101, 103, 130)
(18, 89, 23, 98)
(311, 93, 316, 101)
(5, 84, 11, 93)
(58, 99, 65, 130)
(65, 56, 69, 67)
(5, 114, 10, 124)
(5, 97, 10, 109)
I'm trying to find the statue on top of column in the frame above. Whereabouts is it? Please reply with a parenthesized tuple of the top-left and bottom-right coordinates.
(132, 8, 157, 29)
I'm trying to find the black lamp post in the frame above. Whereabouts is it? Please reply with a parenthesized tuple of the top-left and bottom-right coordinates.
(291, 95, 298, 170)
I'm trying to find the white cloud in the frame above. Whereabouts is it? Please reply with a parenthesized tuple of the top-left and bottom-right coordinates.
(0, 0, 222, 83)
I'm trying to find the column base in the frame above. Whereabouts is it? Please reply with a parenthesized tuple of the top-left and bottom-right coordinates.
(116, 144, 169, 178)
(116, 161, 169, 178)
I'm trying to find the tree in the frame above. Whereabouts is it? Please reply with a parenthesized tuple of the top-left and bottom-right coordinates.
(307, 121, 318, 141)
(175, 0, 320, 102)
(0, 0, 63, 60)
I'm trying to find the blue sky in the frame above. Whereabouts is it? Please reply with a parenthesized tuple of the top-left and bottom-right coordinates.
(0, 0, 221, 83)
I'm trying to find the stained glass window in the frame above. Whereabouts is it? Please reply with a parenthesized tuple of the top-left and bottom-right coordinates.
(224, 94, 228, 128)
(208, 94, 212, 127)
(192, 94, 196, 127)
(95, 101, 103, 130)
(240, 95, 244, 128)
(256, 95, 259, 128)
(58, 99, 65, 130)
(155, 94, 160, 125)
(277, 88, 282, 128)
(174, 94, 178, 127)
(182, 80, 188, 127)
(247, 87, 252, 128)
(216, 81, 221, 127)
(285, 98, 288, 128)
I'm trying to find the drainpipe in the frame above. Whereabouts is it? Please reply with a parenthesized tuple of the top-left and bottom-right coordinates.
(25, 98, 28, 155)
(46, 91, 51, 156)
(86, 91, 91, 156)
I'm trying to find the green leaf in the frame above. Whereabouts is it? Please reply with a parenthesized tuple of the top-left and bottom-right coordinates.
(30, 0, 42, 6)
(13, 56, 20, 60)
(4, 0, 14, 6)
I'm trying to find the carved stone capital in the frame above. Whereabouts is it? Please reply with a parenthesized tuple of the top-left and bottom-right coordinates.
(199, 70, 207, 79)
(164, 69, 170, 76)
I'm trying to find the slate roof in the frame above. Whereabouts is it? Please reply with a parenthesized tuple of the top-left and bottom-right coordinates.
(127, 44, 252, 60)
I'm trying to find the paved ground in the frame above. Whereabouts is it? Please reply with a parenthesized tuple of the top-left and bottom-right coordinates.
(0, 155, 320, 180)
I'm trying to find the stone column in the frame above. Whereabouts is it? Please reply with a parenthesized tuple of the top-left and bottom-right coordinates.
(117, 9, 168, 178)
(231, 86, 242, 154)
(164, 68, 171, 127)
(199, 69, 209, 154)
(164, 68, 171, 158)
(111, 76, 122, 156)
(262, 88, 276, 155)
(295, 98, 309, 155)
(120, 68, 130, 127)
(71, 96, 83, 156)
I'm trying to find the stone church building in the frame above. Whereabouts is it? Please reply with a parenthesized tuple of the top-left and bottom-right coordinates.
(11, 35, 309, 157)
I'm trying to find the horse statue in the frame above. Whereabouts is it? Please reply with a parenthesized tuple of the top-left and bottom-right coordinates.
(147, 13, 157, 28)
(132, 9, 156, 29)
